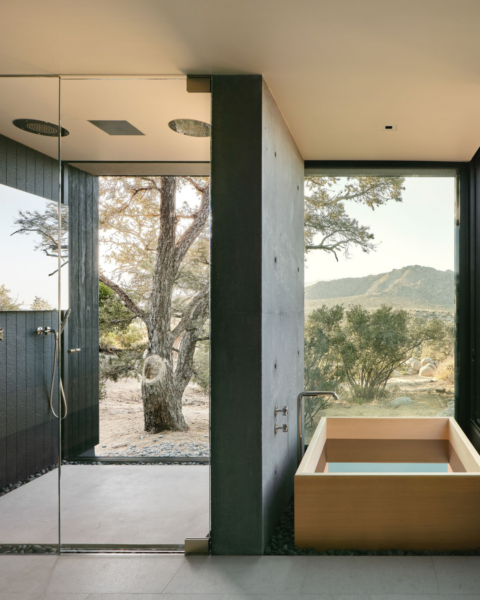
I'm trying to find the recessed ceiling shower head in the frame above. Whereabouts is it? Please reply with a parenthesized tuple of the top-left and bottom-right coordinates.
(168, 119, 211, 138)
(13, 119, 69, 137)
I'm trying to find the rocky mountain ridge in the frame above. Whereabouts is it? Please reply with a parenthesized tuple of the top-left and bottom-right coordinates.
(305, 265, 454, 311)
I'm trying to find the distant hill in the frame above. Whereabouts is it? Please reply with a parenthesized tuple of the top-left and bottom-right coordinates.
(305, 266, 454, 312)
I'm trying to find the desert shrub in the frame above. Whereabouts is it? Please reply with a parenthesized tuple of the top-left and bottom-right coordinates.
(436, 356, 455, 383)
(305, 304, 449, 402)
(420, 320, 454, 361)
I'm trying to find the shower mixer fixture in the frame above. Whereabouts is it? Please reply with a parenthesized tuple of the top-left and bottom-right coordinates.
(36, 309, 71, 419)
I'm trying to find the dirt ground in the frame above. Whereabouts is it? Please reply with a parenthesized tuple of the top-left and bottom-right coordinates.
(306, 374, 454, 440)
(95, 379, 209, 457)
(96, 374, 454, 456)
(316, 374, 453, 417)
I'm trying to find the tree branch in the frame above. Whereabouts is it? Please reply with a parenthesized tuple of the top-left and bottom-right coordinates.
(99, 272, 147, 321)
(174, 183, 209, 270)
(171, 284, 209, 339)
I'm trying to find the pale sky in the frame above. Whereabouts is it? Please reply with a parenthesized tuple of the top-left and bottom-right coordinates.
(0, 176, 455, 309)
(0, 184, 68, 309)
(304, 177, 455, 285)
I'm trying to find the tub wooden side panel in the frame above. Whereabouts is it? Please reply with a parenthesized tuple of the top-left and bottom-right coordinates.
(295, 474, 480, 550)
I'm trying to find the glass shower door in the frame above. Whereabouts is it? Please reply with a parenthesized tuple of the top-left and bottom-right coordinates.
(0, 76, 62, 553)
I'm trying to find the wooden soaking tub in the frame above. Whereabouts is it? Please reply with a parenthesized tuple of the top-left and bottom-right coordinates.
(295, 417, 480, 551)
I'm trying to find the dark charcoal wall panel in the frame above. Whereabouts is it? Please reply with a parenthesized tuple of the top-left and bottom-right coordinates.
(6, 311, 17, 484)
(0, 134, 63, 488)
(0, 312, 6, 489)
(211, 75, 304, 555)
(0, 136, 6, 185)
(0, 311, 58, 488)
(16, 311, 27, 482)
(64, 164, 99, 457)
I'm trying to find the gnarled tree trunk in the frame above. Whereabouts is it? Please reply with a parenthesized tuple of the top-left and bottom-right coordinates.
(101, 175, 210, 433)
(142, 354, 187, 432)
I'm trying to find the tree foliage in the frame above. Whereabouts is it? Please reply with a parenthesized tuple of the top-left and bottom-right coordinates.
(12, 203, 68, 275)
(30, 297, 52, 310)
(99, 176, 210, 432)
(305, 304, 450, 401)
(0, 284, 21, 310)
(304, 176, 404, 260)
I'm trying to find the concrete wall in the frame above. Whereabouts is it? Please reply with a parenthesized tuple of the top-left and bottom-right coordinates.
(260, 80, 304, 545)
(211, 75, 304, 555)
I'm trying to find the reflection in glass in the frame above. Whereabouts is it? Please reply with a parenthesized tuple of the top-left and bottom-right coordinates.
(0, 184, 68, 310)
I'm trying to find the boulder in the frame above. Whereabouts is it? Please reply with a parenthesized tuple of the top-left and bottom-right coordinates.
(419, 365, 436, 377)
(409, 359, 421, 372)
(390, 396, 414, 408)
(421, 357, 434, 366)
(391, 369, 402, 377)
(406, 368, 418, 376)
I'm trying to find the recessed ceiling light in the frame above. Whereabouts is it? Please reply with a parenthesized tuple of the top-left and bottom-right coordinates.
(13, 119, 69, 137)
(168, 119, 211, 138)
(88, 120, 145, 136)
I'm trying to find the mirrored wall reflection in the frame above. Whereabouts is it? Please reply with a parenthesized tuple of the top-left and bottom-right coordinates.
(0, 76, 60, 553)
(0, 184, 68, 311)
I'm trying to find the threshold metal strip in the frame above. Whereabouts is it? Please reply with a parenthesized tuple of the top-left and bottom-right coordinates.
(60, 544, 185, 555)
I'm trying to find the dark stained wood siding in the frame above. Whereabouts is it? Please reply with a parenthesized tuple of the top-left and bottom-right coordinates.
(0, 135, 100, 485)
(0, 134, 58, 202)
(63, 164, 99, 457)
(0, 311, 58, 489)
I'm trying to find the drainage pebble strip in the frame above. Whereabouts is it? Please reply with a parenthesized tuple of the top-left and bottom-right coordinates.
(266, 498, 480, 557)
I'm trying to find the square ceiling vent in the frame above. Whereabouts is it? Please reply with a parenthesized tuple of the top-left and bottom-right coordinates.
(88, 120, 145, 136)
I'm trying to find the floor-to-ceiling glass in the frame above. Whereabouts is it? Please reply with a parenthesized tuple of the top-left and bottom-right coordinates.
(303, 173, 456, 442)
(59, 77, 211, 549)
(0, 76, 62, 552)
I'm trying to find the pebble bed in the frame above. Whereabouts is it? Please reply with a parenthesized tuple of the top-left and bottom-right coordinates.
(266, 497, 480, 557)
(99, 441, 210, 459)
(0, 544, 57, 554)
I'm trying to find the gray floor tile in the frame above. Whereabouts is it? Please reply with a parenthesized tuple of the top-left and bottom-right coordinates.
(46, 556, 185, 594)
(373, 596, 480, 600)
(302, 556, 439, 594)
(163, 556, 309, 594)
(433, 557, 480, 594)
(0, 466, 209, 546)
(0, 556, 58, 594)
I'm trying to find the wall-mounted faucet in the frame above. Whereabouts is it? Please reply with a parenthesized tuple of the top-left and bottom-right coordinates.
(297, 391, 339, 463)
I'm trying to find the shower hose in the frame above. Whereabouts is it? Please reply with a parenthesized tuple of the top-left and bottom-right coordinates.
(49, 329, 68, 420)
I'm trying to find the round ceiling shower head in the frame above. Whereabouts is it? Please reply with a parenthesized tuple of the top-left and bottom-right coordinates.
(168, 119, 210, 138)
(13, 119, 69, 137)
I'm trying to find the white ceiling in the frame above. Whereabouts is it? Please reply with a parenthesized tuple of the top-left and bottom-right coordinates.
(0, 78, 211, 163)
(1, 0, 480, 161)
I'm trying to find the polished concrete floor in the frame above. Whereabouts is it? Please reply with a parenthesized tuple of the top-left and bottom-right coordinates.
(0, 554, 479, 598)
(0, 465, 209, 545)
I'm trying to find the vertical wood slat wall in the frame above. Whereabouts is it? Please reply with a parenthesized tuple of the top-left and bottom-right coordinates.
(0, 134, 60, 488)
(0, 311, 58, 489)
(63, 164, 100, 458)
(0, 134, 100, 485)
